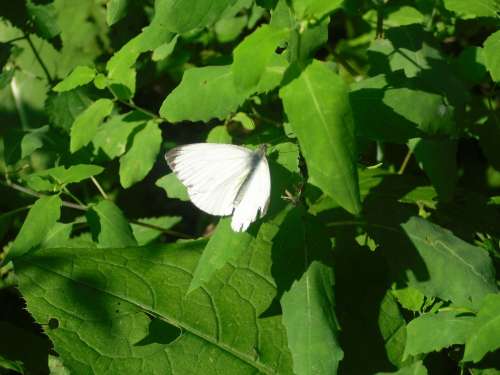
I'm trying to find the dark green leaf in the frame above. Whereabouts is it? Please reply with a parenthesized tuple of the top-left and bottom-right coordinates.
(27, 0, 61, 40)
(376, 361, 428, 375)
(46, 89, 93, 132)
(483, 30, 500, 82)
(280, 60, 361, 214)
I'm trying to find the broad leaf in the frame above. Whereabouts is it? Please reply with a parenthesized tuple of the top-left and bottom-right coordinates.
(280, 60, 361, 214)
(53, 66, 96, 92)
(378, 292, 408, 367)
(160, 65, 248, 122)
(37, 164, 104, 185)
(443, 0, 500, 18)
(46, 89, 93, 132)
(7, 195, 62, 261)
(157, 0, 237, 33)
(290, 0, 343, 20)
(131, 216, 182, 245)
(156, 173, 189, 201)
(232, 25, 289, 91)
(15, 240, 294, 373)
(119, 121, 162, 188)
(464, 293, 500, 363)
(41, 222, 73, 249)
(189, 218, 254, 293)
(87, 200, 137, 248)
(483, 30, 500, 82)
(279, 209, 343, 375)
(70, 98, 114, 153)
(404, 311, 474, 358)
(401, 217, 498, 310)
(27, 0, 61, 40)
(206, 125, 232, 143)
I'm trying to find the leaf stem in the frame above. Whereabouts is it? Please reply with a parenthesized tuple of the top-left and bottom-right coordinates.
(398, 148, 413, 175)
(4, 35, 27, 44)
(24, 33, 54, 84)
(108, 86, 161, 120)
(91, 176, 108, 199)
(129, 220, 193, 239)
(62, 186, 87, 208)
(376, 2, 385, 39)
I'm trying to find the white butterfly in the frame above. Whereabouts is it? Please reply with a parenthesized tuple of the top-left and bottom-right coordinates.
(165, 143, 271, 232)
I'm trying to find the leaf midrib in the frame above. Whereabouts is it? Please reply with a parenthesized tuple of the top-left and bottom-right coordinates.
(20, 256, 277, 375)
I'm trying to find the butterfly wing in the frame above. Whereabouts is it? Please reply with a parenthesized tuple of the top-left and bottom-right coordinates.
(165, 143, 255, 216)
(231, 153, 271, 232)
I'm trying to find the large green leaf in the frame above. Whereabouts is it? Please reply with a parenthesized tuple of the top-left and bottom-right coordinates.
(6, 195, 62, 262)
(53, 66, 96, 92)
(232, 25, 289, 92)
(189, 218, 254, 293)
(106, 0, 129, 25)
(483, 30, 500, 82)
(279, 209, 343, 375)
(160, 65, 248, 122)
(119, 121, 162, 188)
(280, 60, 361, 214)
(157, 0, 237, 33)
(404, 311, 474, 358)
(378, 292, 408, 367)
(130, 216, 182, 245)
(401, 217, 498, 310)
(156, 173, 189, 201)
(464, 293, 500, 363)
(70, 98, 114, 153)
(443, 0, 500, 18)
(35, 164, 104, 185)
(87, 200, 137, 248)
(15, 239, 294, 373)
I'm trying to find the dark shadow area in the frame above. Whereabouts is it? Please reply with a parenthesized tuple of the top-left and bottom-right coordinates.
(134, 316, 181, 346)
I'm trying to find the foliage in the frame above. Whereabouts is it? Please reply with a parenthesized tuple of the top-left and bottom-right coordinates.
(0, 0, 500, 374)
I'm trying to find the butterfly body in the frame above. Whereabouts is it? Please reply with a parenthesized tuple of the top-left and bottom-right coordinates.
(165, 143, 270, 231)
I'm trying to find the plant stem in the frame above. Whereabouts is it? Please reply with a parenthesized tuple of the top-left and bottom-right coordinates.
(119, 98, 160, 120)
(25, 33, 54, 84)
(376, 3, 385, 39)
(63, 186, 87, 208)
(91, 176, 108, 199)
(398, 148, 413, 175)
(129, 220, 193, 239)
(4, 35, 26, 44)
(2, 180, 87, 211)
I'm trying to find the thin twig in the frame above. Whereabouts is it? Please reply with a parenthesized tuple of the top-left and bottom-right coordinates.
(329, 47, 363, 77)
(108, 86, 161, 120)
(25, 33, 54, 84)
(62, 186, 87, 208)
(4, 35, 27, 44)
(376, 3, 385, 39)
(129, 220, 193, 239)
(398, 148, 413, 175)
(1, 180, 87, 211)
(91, 176, 108, 199)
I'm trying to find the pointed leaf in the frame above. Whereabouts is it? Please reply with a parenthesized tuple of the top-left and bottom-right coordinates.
(53, 66, 96, 92)
(119, 121, 162, 188)
(7, 195, 62, 261)
(106, 0, 129, 25)
(280, 60, 361, 214)
(155, 173, 189, 201)
(70, 98, 114, 153)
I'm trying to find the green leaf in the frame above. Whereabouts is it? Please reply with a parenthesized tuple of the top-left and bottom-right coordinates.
(378, 292, 408, 367)
(7, 195, 62, 261)
(410, 138, 457, 202)
(41, 222, 73, 249)
(454, 47, 488, 84)
(464, 293, 500, 363)
(189, 218, 254, 293)
(157, 0, 237, 33)
(27, 0, 61, 40)
(206, 125, 232, 143)
(280, 210, 343, 375)
(152, 35, 179, 61)
(290, 0, 343, 20)
(119, 121, 162, 188)
(38, 164, 104, 185)
(87, 200, 137, 248)
(280, 60, 361, 214)
(46, 89, 93, 132)
(404, 311, 474, 358)
(376, 361, 428, 375)
(401, 217, 498, 310)
(70, 98, 114, 153)
(232, 25, 289, 91)
(155, 173, 189, 201)
(93, 112, 148, 159)
(131, 216, 182, 245)
(106, 0, 129, 25)
(160, 65, 248, 122)
(443, 0, 500, 18)
(53, 66, 96, 92)
(392, 287, 425, 312)
(483, 30, 500, 82)
(15, 239, 294, 373)
(3, 126, 47, 165)
(0, 355, 24, 374)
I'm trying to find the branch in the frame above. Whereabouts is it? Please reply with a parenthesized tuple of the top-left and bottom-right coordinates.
(25, 33, 54, 84)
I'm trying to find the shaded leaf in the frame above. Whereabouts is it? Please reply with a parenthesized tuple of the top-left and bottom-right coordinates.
(37, 164, 104, 185)
(70, 98, 114, 153)
(376, 361, 428, 375)
(106, 0, 129, 25)
(378, 292, 408, 367)
(27, 0, 61, 40)
(87, 200, 137, 248)
(46, 89, 93, 132)
(443, 0, 500, 18)
(119, 121, 162, 188)
(483, 30, 500, 82)
(290, 0, 343, 20)
(280, 59, 361, 214)
(131, 216, 182, 245)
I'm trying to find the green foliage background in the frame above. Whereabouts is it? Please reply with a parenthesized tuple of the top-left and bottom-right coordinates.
(1, 0, 500, 374)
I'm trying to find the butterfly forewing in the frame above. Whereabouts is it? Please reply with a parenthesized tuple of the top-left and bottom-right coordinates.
(165, 143, 255, 216)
